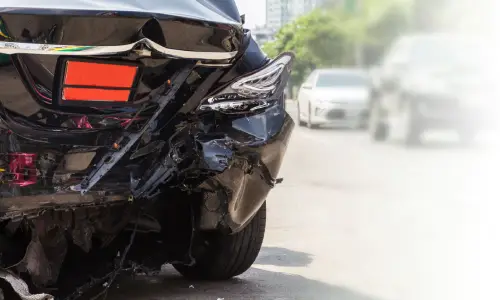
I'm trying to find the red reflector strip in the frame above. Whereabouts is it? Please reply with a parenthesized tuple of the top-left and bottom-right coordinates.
(64, 61, 137, 88)
(62, 87, 130, 102)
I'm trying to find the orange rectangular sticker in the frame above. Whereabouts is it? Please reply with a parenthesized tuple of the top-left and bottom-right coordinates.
(64, 61, 138, 88)
(62, 87, 130, 102)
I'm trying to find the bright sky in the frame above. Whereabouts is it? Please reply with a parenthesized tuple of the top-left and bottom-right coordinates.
(235, 0, 266, 29)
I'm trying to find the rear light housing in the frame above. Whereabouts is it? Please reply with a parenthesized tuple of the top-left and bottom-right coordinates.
(198, 53, 294, 114)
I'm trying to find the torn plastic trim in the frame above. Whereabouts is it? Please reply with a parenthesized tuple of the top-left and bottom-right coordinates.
(131, 154, 176, 200)
(130, 124, 201, 200)
(71, 64, 195, 194)
(0, 193, 127, 222)
(196, 111, 295, 233)
(0, 108, 122, 146)
(197, 52, 294, 114)
(0, 38, 237, 61)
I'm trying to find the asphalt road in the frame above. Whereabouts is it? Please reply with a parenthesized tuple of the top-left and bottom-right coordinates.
(108, 104, 499, 300)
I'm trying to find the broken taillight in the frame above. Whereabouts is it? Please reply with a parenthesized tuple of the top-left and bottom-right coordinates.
(197, 53, 294, 114)
(9, 153, 37, 187)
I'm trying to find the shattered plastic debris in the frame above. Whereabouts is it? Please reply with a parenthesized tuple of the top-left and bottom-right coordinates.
(0, 269, 54, 300)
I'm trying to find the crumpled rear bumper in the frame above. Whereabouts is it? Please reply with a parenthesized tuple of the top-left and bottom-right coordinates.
(191, 104, 294, 232)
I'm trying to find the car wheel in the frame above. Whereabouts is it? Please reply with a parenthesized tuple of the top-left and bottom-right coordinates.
(173, 202, 266, 280)
(306, 102, 317, 129)
(369, 100, 388, 142)
(400, 101, 423, 147)
(458, 127, 477, 146)
(297, 103, 306, 127)
(354, 116, 368, 130)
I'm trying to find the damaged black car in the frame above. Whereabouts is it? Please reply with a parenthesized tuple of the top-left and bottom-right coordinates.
(0, 1, 294, 299)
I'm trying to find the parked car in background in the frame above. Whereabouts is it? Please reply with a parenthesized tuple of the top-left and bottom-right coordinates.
(296, 68, 370, 129)
(368, 33, 497, 146)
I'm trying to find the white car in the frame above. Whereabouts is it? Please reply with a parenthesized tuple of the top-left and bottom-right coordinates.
(296, 68, 370, 129)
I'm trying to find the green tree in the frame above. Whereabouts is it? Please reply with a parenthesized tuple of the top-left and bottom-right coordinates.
(263, 9, 362, 88)
(364, 3, 411, 64)
(262, 0, 412, 92)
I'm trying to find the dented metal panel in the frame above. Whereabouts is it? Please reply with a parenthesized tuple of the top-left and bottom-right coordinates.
(0, 1, 294, 296)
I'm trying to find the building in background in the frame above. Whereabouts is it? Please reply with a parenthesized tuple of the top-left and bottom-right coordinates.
(265, 0, 328, 31)
(265, 0, 284, 30)
(252, 26, 276, 47)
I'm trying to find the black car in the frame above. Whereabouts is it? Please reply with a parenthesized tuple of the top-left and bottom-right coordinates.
(0, 1, 294, 298)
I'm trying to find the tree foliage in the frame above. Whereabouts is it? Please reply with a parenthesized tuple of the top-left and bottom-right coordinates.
(263, 0, 412, 89)
(263, 9, 361, 87)
(364, 3, 411, 64)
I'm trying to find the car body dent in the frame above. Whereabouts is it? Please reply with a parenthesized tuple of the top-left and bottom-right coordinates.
(196, 105, 294, 232)
(0, 1, 294, 296)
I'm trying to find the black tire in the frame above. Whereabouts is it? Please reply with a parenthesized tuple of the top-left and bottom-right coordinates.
(402, 101, 423, 147)
(306, 102, 318, 129)
(355, 114, 369, 131)
(369, 100, 389, 142)
(458, 128, 477, 146)
(404, 128, 421, 147)
(173, 202, 266, 280)
(372, 122, 388, 141)
(297, 103, 306, 127)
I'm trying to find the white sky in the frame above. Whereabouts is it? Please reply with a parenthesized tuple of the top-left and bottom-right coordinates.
(235, 0, 266, 29)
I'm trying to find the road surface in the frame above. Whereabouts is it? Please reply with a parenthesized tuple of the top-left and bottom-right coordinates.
(108, 104, 499, 300)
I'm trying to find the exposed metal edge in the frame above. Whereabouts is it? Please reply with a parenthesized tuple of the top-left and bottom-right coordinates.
(0, 193, 127, 214)
(0, 38, 237, 61)
(71, 65, 195, 194)
(196, 61, 233, 68)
